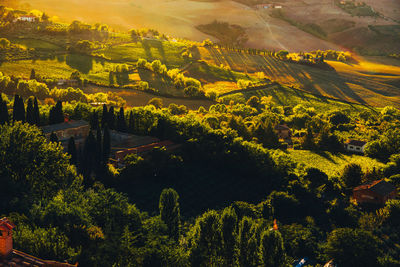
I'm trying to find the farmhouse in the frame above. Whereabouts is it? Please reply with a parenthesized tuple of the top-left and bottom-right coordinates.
(254, 4, 271, 9)
(274, 124, 292, 141)
(0, 217, 77, 266)
(57, 79, 79, 87)
(353, 179, 397, 205)
(14, 15, 38, 23)
(41, 120, 90, 147)
(345, 139, 367, 154)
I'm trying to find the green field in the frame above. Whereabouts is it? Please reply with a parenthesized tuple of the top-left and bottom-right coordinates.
(288, 150, 385, 177)
(97, 39, 187, 67)
(219, 84, 372, 113)
(0, 55, 119, 85)
(10, 38, 63, 51)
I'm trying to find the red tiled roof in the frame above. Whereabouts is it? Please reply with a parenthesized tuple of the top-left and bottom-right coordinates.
(353, 179, 396, 196)
(0, 217, 15, 231)
(274, 125, 290, 130)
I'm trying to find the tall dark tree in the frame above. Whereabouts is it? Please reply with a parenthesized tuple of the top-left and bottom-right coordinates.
(220, 207, 238, 266)
(33, 97, 40, 125)
(90, 111, 99, 130)
(159, 188, 181, 241)
(109, 71, 114, 86)
(102, 126, 111, 164)
(12, 95, 25, 122)
(67, 137, 77, 165)
(30, 69, 36, 80)
(26, 98, 34, 124)
(50, 132, 59, 143)
(0, 98, 8, 125)
(260, 229, 285, 267)
(82, 130, 97, 181)
(101, 104, 108, 128)
(341, 163, 363, 189)
(117, 107, 126, 132)
(108, 106, 115, 130)
(128, 111, 135, 133)
(49, 101, 64, 125)
(96, 127, 102, 165)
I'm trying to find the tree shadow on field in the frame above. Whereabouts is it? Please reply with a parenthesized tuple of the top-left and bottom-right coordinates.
(141, 40, 153, 61)
(65, 54, 93, 74)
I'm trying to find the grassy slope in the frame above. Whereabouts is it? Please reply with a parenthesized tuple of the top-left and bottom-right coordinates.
(219, 84, 372, 113)
(288, 150, 385, 177)
(199, 46, 400, 108)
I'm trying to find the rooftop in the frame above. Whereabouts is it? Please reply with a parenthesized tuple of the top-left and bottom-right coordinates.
(41, 120, 89, 134)
(346, 140, 367, 147)
(353, 179, 396, 196)
(275, 124, 290, 130)
(0, 250, 77, 267)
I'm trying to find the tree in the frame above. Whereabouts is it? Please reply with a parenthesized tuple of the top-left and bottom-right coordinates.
(26, 98, 34, 124)
(30, 69, 36, 80)
(81, 130, 97, 181)
(101, 104, 108, 128)
(325, 228, 381, 266)
(381, 199, 400, 227)
(67, 137, 77, 165)
(128, 111, 135, 133)
(12, 95, 25, 123)
(301, 125, 315, 150)
(90, 111, 99, 130)
(260, 229, 285, 267)
(159, 188, 180, 241)
(238, 217, 259, 267)
(108, 106, 115, 130)
(109, 72, 114, 86)
(50, 132, 59, 143)
(33, 97, 40, 125)
(341, 163, 363, 189)
(253, 123, 279, 148)
(102, 126, 111, 164)
(96, 127, 102, 166)
(117, 107, 126, 132)
(0, 97, 8, 124)
(220, 207, 238, 266)
(148, 98, 163, 109)
(49, 101, 64, 125)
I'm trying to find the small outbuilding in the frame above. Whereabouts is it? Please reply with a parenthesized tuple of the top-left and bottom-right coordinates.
(274, 124, 292, 140)
(345, 139, 367, 154)
(353, 179, 397, 205)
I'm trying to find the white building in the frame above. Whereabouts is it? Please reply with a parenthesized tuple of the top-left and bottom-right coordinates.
(345, 140, 367, 154)
(16, 15, 38, 22)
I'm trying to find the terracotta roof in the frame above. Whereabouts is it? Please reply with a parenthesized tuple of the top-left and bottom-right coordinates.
(346, 140, 367, 147)
(353, 179, 396, 196)
(274, 124, 290, 130)
(0, 217, 15, 231)
(41, 120, 89, 134)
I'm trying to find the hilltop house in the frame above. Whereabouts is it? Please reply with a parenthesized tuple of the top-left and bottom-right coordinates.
(15, 15, 38, 23)
(0, 217, 77, 266)
(57, 79, 79, 87)
(353, 179, 397, 205)
(345, 140, 367, 154)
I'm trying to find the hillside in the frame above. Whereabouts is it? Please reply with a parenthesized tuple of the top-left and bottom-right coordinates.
(5, 0, 400, 53)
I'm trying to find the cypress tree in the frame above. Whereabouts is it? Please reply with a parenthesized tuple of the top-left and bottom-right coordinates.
(260, 229, 285, 267)
(117, 107, 126, 132)
(50, 132, 58, 143)
(220, 207, 238, 266)
(82, 130, 97, 181)
(33, 97, 40, 125)
(101, 104, 108, 128)
(49, 101, 64, 124)
(159, 188, 181, 241)
(128, 111, 134, 133)
(90, 111, 99, 130)
(96, 127, 102, 165)
(26, 98, 34, 124)
(30, 69, 36, 80)
(102, 126, 111, 164)
(108, 106, 115, 130)
(0, 98, 8, 124)
(12, 95, 25, 122)
(109, 71, 114, 86)
(68, 137, 77, 165)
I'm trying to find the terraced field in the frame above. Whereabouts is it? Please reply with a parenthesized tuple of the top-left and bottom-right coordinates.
(200, 47, 400, 107)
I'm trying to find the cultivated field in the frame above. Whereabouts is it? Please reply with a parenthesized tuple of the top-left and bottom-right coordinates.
(200, 47, 400, 108)
(288, 150, 386, 177)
